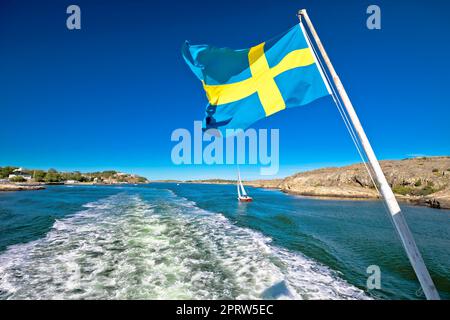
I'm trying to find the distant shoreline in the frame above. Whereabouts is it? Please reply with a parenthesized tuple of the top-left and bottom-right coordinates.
(2, 157, 449, 209)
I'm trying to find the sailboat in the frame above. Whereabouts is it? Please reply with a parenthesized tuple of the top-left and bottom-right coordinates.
(237, 170, 253, 202)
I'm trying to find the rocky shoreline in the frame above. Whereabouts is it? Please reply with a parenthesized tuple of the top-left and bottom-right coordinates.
(0, 184, 46, 192)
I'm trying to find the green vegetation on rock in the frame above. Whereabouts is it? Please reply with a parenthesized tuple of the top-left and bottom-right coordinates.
(9, 176, 26, 183)
(392, 182, 439, 196)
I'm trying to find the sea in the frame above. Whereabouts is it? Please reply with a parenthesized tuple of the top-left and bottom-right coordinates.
(0, 183, 448, 300)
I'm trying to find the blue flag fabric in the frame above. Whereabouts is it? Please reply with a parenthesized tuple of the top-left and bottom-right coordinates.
(182, 23, 331, 135)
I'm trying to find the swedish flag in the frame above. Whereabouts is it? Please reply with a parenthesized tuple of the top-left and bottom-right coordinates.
(182, 24, 331, 134)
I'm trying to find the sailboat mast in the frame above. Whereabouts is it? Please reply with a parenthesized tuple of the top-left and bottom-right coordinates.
(237, 170, 241, 198)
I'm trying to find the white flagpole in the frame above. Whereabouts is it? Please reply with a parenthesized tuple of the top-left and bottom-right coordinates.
(298, 9, 440, 300)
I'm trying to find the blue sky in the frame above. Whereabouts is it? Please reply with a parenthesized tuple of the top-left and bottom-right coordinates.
(1, 0, 449, 180)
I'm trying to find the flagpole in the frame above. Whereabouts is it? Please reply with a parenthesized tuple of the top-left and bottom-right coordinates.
(298, 9, 440, 300)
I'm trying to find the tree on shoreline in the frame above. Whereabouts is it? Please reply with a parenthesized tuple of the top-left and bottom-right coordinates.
(44, 169, 61, 183)
(0, 167, 17, 179)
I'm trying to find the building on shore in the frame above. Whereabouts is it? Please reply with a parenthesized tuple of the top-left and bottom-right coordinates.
(8, 168, 32, 181)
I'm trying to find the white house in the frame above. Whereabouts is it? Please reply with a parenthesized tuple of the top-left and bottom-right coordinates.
(8, 168, 32, 181)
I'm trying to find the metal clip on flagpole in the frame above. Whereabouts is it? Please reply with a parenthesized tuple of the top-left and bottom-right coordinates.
(297, 9, 440, 300)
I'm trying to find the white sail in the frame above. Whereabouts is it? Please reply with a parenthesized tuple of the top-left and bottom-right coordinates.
(239, 179, 247, 196)
(237, 178, 241, 198)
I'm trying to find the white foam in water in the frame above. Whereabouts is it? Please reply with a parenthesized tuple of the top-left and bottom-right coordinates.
(0, 191, 370, 300)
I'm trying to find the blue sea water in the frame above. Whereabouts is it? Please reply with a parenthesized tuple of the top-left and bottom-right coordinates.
(0, 183, 448, 300)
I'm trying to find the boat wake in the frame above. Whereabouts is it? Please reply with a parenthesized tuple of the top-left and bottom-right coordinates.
(0, 190, 369, 300)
